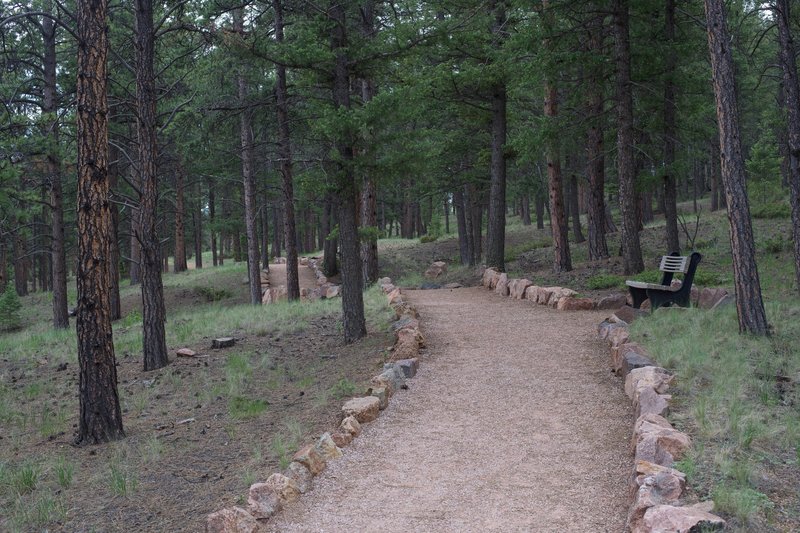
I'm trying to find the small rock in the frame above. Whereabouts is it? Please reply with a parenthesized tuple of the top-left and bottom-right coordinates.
(368, 386, 389, 409)
(211, 337, 235, 349)
(635, 387, 671, 418)
(330, 431, 353, 448)
(443, 282, 462, 289)
(265, 473, 300, 505)
(381, 363, 407, 390)
(482, 267, 499, 289)
(508, 279, 533, 299)
(627, 471, 687, 532)
(711, 293, 734, 310)
(315, 432, 344, 460)
(641, 504, 725, 532)
(206, 507, 258, 533)
(56, 362, 68, 371)
(284, 461, 313, 493)
(392, 317, 419, 331)
(387, 288, 403, 305)
(176, 348, 197, 358)
(596, 293, 628, 310)
(247, 482, 281, 519)
(340, 416, 362, 437)
(625, 366, 674, 399)
(342, 396, 380, 423)
(395, 358, 419, 378)
(424, 261, 448, 279)
(633, 414, 691, 466)
(622, 349, 657, 376)
(698, 287, 729, 310)
(292, 444, 326, 475)
(524, 285, 539, 301)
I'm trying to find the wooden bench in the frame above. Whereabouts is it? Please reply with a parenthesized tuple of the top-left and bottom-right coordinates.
(625, 252, 702, 310)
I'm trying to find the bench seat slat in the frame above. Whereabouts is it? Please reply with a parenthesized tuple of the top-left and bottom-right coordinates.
(625, 280, 680, 292)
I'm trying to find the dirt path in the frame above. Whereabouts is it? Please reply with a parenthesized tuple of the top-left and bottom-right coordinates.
(266, 287, 633, 532)
(267, 262, 319, 291)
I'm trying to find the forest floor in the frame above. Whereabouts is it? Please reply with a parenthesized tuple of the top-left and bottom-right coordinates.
(266, 287, 632, 532)
(0, 258, 395, 532)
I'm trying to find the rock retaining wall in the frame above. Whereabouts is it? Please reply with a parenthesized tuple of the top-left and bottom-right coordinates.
(206, 277, 426, 532)
(597, 311, 726, 532)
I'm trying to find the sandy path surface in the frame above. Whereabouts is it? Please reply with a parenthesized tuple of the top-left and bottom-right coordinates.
(266, 287, 633, 532)
(267, 262, 319, 291)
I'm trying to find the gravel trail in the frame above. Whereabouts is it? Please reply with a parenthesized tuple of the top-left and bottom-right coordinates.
(266, 286, 633, 532)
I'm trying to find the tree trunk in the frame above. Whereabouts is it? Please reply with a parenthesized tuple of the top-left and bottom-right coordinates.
(13, 227, 27, 296)
(108, 145, 121, 320)
(42, 8, 69, 327)
(454, 189, 471, 265)
(569, 174, 585, 243)
(662, 0, 681, 253)
(272, 203, 282, 258)
(234, 9, 262, 305)
(775, 0, 800, 295)
(209, 182, 217, 266)
(705, 0, 769, 335)
(359, 0, 379, 286)
(136, 0, 168, 370)
(173, 164, 187, 273)
(193, 180, 203, 269)
(261, 189, 269, 267)
(75, 0, 124, 444)
(322, 194, 337, 276)
(330, 1, 366, 343)
(613, 0, 644, 274)
(274, 0, 299, 301)
(585, 18, 609, 260)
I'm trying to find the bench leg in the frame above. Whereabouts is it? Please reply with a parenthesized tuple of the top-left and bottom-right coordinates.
(628, 287, 648, 309)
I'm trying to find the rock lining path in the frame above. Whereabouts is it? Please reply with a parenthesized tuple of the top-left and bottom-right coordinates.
(266, 287, 633, 532)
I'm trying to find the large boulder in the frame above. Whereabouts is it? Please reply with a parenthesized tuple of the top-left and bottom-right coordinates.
(342, 396, 381, 423)
(556, 297, 596, 311)
(596, 293, 628, 310)
(495, 273, 510, 296)
(508, 279, 533, 299)
(206, 507, 258, 533)
(633, 414, 691, 466)
(697, 287, 729, 310)
(424, 261, 448, 279)
(641, 504, 725, 532)
(482, 267, 500, 289)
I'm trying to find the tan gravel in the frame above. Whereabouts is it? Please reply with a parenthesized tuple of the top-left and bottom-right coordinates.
(265, 286, 633, 532)
(266, 262, 319, 290)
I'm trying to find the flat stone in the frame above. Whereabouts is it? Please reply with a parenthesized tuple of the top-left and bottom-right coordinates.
(596, 293, 628, 310)
(625, 367, 674, 399)
(612, 305, 648, 324)
(176, 348, 197, 357)
(612, 342, 646, 374)
(247, 482, 281, 519)
(387, 288, 403, 305)
(368, 385, 389, 409)
(443, 282, 462, 289)
(556, 297, 596, 311)
(284, 461, 313, 493)
(396, 326, 425, 348)
(622, 350, 657, 376)
(382, 363, 407, 389)
(342, 396, 380, 423)
(633, 414, 691, 466)
(391, 317, 419, 331)
(206, 507, 258, 533)
(265, 473, 300, 505)
(395, 358, 419, 378)
(292, 444, 326, 475)
(641, 504, 725, 532)
(340, 416, 362, 437)
(212, 337, 235, 349)
(324, 285, 341, 298)
(315, 432, 343, 461)
(389, 336, 419, 362)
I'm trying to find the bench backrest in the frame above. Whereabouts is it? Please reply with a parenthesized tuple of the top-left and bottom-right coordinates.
(659, 255, 689, 273)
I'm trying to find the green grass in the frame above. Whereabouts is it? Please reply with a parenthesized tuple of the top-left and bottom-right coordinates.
(630, 301, 800, 526)
(585, 273, 625, 290)
(228, 396, 268, 419)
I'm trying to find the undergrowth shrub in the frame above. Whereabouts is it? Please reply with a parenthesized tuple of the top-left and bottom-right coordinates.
(0, 282, 23, 332)
(751, 202, 791, 219)
(194, 286, 232, 302)
(585, 273, 624, 290)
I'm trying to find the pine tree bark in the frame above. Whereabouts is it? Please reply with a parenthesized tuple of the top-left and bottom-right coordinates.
(775, 0, 800, 295)
(274, 0, 299, 300)
(663, 0, 681, 253)
(322, 194, 338, 275)
(108, 145, 121, 320)
(209, 182, 217, 266)
(359, 0, 379, 286)
(42, 8, 69, 327)
(330, 0, 366, 343)
(484, 3, 508, 271)
(193, 180, 203, 269)
(173, 164, 188, 273)
(569, 174, 585, 243)
(454, 189, 471, 265)
(136, 0, 168, 370)
(75, 0, 124, 445)
(705, 0, 769, 335)
(234, 9, 262, 305)
(260, 189, 269, 267)
(613, 0, 644, 274)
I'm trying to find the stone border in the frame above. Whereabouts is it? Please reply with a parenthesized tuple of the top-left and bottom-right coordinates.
(597, 311, 726, 532)
(481, 267, 628, 311)
(206, 277, 425, 533)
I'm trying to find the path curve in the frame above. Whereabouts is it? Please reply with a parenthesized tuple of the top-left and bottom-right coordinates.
(266, 287, 633, 532)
